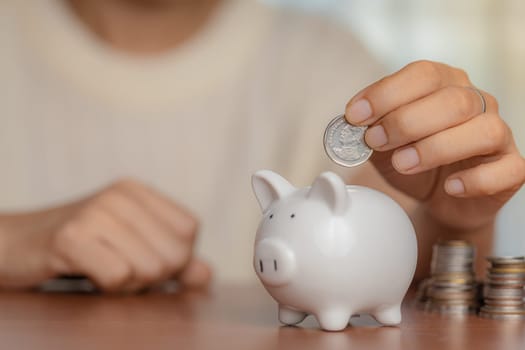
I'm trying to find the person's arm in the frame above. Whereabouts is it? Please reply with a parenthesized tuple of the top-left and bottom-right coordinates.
(0, 179, 211, 292)
(346, 60, 525, 283)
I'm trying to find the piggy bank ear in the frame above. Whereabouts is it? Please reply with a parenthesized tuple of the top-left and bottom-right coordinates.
(252, 170, 295, 213)
(308, 172, 348, 215)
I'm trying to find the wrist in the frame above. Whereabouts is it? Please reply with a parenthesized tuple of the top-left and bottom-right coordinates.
(0, 211, 62, 288)
(412, 204, 495, 280)
(421, 205, 496, 238)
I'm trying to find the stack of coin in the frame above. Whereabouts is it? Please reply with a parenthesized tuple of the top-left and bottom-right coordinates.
(480, 256, 525, 320)
(417, 240, 479, 314)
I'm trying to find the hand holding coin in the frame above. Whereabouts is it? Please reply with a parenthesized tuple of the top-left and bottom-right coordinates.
(338, 60, 525, 232)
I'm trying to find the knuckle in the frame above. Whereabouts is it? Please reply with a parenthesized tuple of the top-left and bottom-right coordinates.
(52, 221, 81, 253)
(390, 111, 417, 141)
(377, 73, 394, 87)
(471, 171, 496, 196)
(453, 67, 470, 84)
(449, 87, 477, 117)
(373, 74, 394, 97)
(91, 189, 129, 211)
(520, 158, 525, 185)
(409, 59, 435, 71)
(409, 60, 442, 89)
(511, 156, 525, 186)
(178, 215, 199, 240)
(74, 205, 106, 227)
(54, 206, 107, 246)
(111, 177, 143, 193)
(478, 186, 496, 197)
(485, 93, 499, 112)
(483, 116, 508, 150)
(91, 191, 118, 207)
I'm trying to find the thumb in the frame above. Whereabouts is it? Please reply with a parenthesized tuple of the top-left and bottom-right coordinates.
(178, 258, 212, 288)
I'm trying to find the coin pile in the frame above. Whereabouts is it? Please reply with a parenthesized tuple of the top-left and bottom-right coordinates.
(417, 240, 480, 314)
(480, 256, 525, 320)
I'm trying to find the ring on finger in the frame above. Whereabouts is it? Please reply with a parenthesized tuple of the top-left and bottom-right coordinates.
(466, 86, 487, 114)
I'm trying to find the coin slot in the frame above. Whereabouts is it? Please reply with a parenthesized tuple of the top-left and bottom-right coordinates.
(274, 259, 278, 271)
(259, 260, 264, 273)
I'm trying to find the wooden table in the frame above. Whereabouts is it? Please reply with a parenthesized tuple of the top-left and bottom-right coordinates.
(0, 283, 524, 350)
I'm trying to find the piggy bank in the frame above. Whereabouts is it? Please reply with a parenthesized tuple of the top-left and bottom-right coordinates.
(251, 170, 417, 331)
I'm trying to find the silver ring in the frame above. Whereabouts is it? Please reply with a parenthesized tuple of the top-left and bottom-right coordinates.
(467, 87, 487, 114)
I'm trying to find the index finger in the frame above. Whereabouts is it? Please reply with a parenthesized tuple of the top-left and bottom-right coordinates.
(344, 60, 470, 126)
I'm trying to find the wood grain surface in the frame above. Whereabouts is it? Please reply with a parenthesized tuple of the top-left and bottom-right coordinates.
(0, 283, 523, 350)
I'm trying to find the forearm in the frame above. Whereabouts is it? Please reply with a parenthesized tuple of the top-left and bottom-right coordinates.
(409, 204, 494, 283)
(0, 207, 74, 289)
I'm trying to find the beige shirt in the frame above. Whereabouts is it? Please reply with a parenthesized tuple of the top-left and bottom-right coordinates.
(0, 0, 383, 282)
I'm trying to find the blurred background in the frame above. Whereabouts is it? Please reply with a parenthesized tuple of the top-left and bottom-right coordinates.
(263, 0, 525, 255)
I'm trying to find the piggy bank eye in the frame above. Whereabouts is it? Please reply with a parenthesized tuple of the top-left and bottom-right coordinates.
(290, 213, 295, 218)
(269, 214, 274, 219)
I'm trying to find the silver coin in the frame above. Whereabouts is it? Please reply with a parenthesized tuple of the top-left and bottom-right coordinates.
(429, 303, 475, 315)
(484, 299, 524, 306)
(487, 279, 525, 286)
(486, 289, 524, 298)
(323, 115, 372, 167)
(487, 256, 525, 265)
(432, 265, 473, 273)
(488, 273, 525, 279)
(480, 305, 525, 313)
(479, 311, 525, 320)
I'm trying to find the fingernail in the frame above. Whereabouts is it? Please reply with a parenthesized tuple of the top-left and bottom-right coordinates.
(347, 99, 372, 124)
(393, 147, 420, 171)
(366, 125, 388, 148)
(445, 178, 465, 195)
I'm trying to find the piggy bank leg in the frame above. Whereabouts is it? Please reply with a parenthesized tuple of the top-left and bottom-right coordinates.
(315, 309, 351, 331)
(373, 304, 402, 326)
(278, 305, 307, 325)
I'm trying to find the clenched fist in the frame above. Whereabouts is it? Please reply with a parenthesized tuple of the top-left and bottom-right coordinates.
(0, 179, 211, 292)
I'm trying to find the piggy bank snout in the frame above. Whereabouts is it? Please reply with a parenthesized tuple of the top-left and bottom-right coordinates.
(254, 239, 295, 287)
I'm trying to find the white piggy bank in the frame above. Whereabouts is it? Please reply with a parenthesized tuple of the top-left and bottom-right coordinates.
(252, 170, 417, 331)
